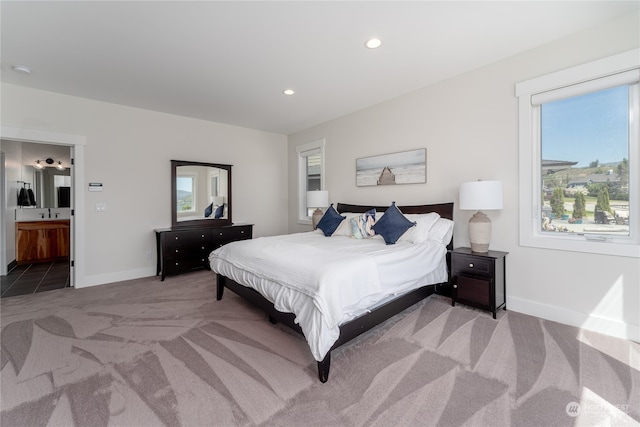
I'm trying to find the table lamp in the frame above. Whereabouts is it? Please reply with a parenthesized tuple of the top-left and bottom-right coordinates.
(459, 180, 503, 253)
(307, 190, 329, 229)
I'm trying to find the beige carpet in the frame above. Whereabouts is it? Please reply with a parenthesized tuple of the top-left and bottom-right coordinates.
(1, 270, 638, 426)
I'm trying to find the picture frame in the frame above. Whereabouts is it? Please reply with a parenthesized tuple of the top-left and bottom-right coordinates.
(356, 148, 426, 187)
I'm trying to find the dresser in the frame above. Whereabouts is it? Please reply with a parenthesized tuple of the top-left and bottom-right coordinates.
(451, 247, 508, 319)
(155, 224, 252, 281)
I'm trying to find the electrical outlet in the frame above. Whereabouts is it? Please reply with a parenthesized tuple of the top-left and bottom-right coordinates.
(95, 203, 107, 212)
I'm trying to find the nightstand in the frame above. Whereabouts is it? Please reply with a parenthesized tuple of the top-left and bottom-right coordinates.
(451, 247, 508, 319)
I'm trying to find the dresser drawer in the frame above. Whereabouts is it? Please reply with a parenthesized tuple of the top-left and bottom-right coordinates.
(167, 229, 212, 244)
(165, 257, 209, 275)
(452, 254, 492, 276)
(164, 242, 213, 261)
(212, 225, 252, 244)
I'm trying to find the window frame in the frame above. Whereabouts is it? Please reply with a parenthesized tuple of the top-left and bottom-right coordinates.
(297, 138, 325, 224)
(516, 49, 639, 258)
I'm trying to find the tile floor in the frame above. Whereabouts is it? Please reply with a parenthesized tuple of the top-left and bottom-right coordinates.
(1, 261, 70, 298)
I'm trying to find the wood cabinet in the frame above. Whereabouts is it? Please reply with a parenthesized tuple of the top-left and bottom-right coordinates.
(16, 220, 70, 264)
(155, 224, 252, 280)
(451, 247, 507, 319)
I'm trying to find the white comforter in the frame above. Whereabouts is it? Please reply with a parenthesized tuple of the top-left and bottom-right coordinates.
(209, 231, 447, 361)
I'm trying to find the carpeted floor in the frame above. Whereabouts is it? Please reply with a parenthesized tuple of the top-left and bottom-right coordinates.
(1, 270, 638, 426)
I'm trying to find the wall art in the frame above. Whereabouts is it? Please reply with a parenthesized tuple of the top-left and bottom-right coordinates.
(356, 148, 426, 186)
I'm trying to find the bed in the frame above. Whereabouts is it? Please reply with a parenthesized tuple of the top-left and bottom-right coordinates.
(210, 202, 454, 382)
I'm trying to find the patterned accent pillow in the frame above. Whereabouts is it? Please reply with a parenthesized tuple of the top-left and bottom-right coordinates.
(372, 202, 416, 244)
(350, 209, 376, 239)
(317, 204, 346, 236)
(332, 213, 364, 237)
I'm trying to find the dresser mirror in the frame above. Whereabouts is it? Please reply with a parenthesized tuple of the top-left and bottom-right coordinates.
(171, 160, 232, 228)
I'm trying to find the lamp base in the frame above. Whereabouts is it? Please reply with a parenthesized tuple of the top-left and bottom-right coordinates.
(312, 208, 324, 230)
(468, 211, 492, 253)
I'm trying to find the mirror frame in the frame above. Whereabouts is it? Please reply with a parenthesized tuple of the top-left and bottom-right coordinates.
(171, 160, 232, 228)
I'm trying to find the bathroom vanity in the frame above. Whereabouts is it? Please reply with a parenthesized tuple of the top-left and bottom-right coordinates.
(15, 220, 70, 264)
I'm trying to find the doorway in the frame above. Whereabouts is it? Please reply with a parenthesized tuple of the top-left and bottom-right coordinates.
(1, 128, 85, 295)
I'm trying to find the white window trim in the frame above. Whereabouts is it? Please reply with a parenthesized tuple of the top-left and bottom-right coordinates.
(297, 138, 325, 225)
(516, 49, 640, 258)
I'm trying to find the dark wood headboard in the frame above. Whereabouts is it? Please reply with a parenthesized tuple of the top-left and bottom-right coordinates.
(336, 202, 454, 250)
(336, 202, 453, 220)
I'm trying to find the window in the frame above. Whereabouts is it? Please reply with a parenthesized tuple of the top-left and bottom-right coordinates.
(516, 50, 639, 258)
(176, 174, 196, 213)
(297, 138, 325, 223)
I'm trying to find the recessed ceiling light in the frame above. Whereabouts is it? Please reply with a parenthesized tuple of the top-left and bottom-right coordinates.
(283, 89, 295, 96)
(365, 38, 382, 49)
(12, 65, 32, 74)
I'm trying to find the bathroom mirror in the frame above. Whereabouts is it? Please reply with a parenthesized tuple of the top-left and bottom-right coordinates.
(171, 160, 232, 228)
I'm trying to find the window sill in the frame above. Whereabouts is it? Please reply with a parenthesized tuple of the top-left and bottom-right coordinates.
(520, 232, 640, 258)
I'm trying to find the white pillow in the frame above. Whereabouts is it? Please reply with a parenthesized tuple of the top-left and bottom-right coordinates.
(427, 218, 454, 245)
(398, 212, 441, 243)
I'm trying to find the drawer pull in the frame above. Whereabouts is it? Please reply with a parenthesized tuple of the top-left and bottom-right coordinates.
(175, 262, 179, 266)
(469, 263, 474, 268)
(453, 284, 457, 288)
(240, 230, 245, 234)
(175, 236, 179, 240)
(201, 234, 205, 238)
(175, 249, 179, 253)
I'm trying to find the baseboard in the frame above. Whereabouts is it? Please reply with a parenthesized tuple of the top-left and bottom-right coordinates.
(77, 266, 157, 288)
(507, 296, 639, 343)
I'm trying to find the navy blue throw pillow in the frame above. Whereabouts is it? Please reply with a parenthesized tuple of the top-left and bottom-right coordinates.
(372, 202, 416, 244)
(204, 203, 213, 218)
(214, 204, 225, 218)
(317, 204, 346, 236)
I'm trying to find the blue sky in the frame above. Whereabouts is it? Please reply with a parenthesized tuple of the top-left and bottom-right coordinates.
(176, 177, 192, 193)
(541, 85, 629, 167)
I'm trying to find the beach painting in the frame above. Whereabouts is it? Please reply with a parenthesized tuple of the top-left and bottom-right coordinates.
(356, 148, 426, 186)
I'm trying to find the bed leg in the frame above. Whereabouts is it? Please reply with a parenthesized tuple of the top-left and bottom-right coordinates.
(317, 352, 331, 383)
(216, 275, 225, 300)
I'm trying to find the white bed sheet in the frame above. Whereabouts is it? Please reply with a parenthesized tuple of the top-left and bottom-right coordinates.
(209, 231, 448, 361)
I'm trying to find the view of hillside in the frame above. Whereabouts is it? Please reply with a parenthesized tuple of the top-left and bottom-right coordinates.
(543, 160, 626, 188)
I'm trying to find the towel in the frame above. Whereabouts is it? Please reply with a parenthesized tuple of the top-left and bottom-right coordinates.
(27, 188, 36, 206)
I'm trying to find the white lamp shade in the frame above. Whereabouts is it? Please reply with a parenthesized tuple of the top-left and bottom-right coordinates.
(307, 190, 329, 208)
(459, 181, 503, 211)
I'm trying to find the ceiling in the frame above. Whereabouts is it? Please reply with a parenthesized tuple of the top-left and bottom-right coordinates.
(1, 1, 638, 135)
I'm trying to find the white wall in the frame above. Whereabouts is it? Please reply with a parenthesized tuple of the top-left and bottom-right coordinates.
(288, 11, 640, 342)
(1, 84, 289, 287)
(1, 140, 22, 274)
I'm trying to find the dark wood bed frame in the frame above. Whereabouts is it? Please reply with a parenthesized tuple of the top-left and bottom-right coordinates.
(216, 202, 454, 383)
